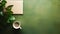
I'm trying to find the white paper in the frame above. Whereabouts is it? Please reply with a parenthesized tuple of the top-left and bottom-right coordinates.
(6, 0, 23, 14)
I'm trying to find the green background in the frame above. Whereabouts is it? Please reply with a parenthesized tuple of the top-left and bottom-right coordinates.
(14, 0, 60, 34)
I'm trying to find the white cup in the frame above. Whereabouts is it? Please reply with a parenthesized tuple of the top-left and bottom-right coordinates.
(13, 21, 22, 29)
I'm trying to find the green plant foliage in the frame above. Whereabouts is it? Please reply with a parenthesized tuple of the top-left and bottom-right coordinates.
(0, 0, 15, 25)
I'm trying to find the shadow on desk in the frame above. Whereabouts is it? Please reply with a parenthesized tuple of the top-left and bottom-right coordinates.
(0, 23, 22, 34)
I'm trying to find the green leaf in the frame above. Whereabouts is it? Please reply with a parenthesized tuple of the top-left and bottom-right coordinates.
(6, 5, 13, 11)
(1, 0, 7, 7)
